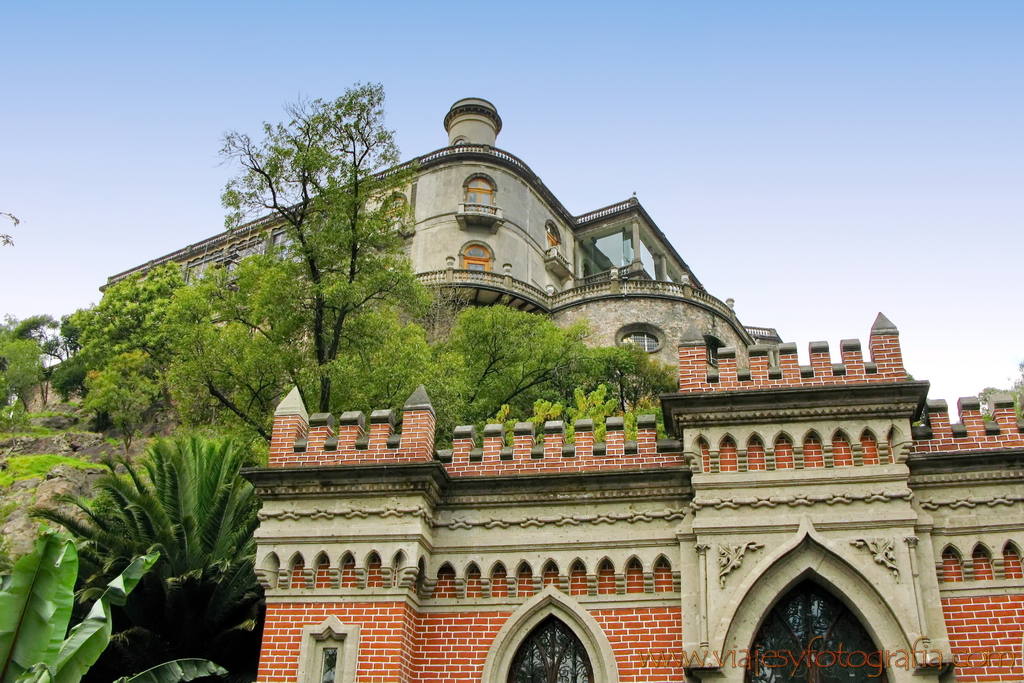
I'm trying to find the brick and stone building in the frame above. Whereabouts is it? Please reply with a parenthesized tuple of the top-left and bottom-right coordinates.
(243, 312, 1024, 683)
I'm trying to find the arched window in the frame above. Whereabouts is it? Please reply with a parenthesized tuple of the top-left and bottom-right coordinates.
(462, 244, 492, 271)
(546, 222, 561, 247)
(507, 616, 594, 683)
(466, 178, 494, 206)
(747, 581, 884, 683)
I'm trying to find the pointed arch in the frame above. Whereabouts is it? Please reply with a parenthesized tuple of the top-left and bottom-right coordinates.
(653, 555, 673, 592)
(696, 437, 710, 473)
(746, 434, 766, 471)
(542, 560, 560, 588)
(718, 435, 738, 472)
(774, 433, 794, 469)
(340, 552, 356, 588)
(860, 429, 879, 465)
(289, 551, 307, 589)
(260, 551, 280, 590)
(940, 545, 963, 582)
(466, 562, 483, 598)
(832, 430, 853, 467)
(435, 562, 456, 599)
(1003, 542, 1023, 580)
(624, 556, 644, 594)
(597, 558, 615, 595)
(972, 543, 994, 581)
(569, 560, 587, 596)
(365, 551, 383, 588)
(517, 561, 535, 598)
(391, 551, 407, 588)
(312, 551, 332, 589)
(803, 430, 824, 468)
(481, 587, 620, 683)
(491, 561, 509, 598)
(718, 520, 918, 660)
(416, 556, 427, 593)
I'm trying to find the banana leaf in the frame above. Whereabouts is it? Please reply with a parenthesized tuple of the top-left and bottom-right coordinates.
(0, 534, 78, 683)
(51, 553, 158, 683)
(115, 659, 227, 683)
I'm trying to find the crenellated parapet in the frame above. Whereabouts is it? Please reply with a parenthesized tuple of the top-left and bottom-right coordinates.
(911, 394, 1024, 453)
(267, 386, 684, 475)
(678, 312, 906, 393)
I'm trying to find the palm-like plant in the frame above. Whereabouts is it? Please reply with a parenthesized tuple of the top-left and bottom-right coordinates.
(34, 437, 264, 683)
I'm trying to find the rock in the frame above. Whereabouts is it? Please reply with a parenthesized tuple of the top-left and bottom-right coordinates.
(30, 415, 77, 430)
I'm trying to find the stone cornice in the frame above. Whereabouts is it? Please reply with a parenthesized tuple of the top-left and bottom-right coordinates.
(907, 447, 1024, 478)
(662, 382, 930, 435)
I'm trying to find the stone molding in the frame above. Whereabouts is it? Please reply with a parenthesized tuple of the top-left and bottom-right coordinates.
(259, 505, 689, 529)
(918, 493, 1024, 510)
(690, 489, 912, 510)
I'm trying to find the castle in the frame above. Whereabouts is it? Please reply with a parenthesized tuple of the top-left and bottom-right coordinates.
(113, 99, 1024, 682)
(106, 98, 780, 369)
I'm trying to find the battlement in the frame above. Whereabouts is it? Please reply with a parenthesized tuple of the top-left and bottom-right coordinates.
(269, 386, 686, 474)
(911, 394, 1024, 453)
(677, 312, 905, 393)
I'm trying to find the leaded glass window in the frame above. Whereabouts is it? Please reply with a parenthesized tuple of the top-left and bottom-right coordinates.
(747, 581, 886, 683)
(508, 616, 593, 683)
(320, 647, 338, 683)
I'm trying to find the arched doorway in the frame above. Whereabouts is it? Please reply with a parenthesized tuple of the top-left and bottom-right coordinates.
(507, 615, 594, 683)
(747, 581, 886, 683)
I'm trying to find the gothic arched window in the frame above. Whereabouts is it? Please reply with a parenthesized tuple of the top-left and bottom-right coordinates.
(508, 616, 593, 683)
(747, 581, 886, 683)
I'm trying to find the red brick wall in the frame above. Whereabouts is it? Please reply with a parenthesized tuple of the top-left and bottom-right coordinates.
(941, 596, 1024, 682)
(913, 402, 1024, 454)
(677, 331, 905, 394)
(259, 603, 683, 683)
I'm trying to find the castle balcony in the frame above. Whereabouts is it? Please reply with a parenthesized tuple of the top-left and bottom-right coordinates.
(417, 268, 552, 312)
(455, 202, 505, 232)
(543, 247, 573, 280)
(417, 267, 748, 329)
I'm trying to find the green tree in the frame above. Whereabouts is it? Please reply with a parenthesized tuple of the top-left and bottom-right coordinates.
(73, 265, 184, 376)
(584, 344, 677, 413)
(0, 338, 44, 410)
(167, 83, 424, 437)
(83, 351, 160, 453)
(438, 306, 590, 424)
(33, 437, 263, 683)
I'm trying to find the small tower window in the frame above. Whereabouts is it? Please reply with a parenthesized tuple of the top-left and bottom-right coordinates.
(462, 244, 492, 271)
(546, 222, 561, 247)
(466, 178, 494, 206)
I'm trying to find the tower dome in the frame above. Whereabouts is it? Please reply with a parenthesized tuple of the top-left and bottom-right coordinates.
(443, 98, 502, 147)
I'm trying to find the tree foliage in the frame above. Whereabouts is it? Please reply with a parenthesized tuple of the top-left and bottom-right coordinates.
(0, 531, 161, 683)
(83, 352, 160, 452)
(33, 437, 263, 683)
(72, 266, 184, 376)
(437, 306, 591, 425)
(214, 83, 422, 417)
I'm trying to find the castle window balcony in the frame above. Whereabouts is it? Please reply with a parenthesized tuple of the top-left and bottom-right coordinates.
(456, 202, 505, 232)
(544, 247, 573, 280)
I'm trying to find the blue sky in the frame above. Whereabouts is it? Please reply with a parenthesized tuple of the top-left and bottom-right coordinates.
(1, 1, 1021, 405)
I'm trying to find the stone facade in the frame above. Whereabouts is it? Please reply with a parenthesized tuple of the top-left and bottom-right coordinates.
(244, 314, 1024, 683)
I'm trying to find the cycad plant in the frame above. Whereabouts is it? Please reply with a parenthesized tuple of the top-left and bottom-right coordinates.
(35, 437, 263, 683)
